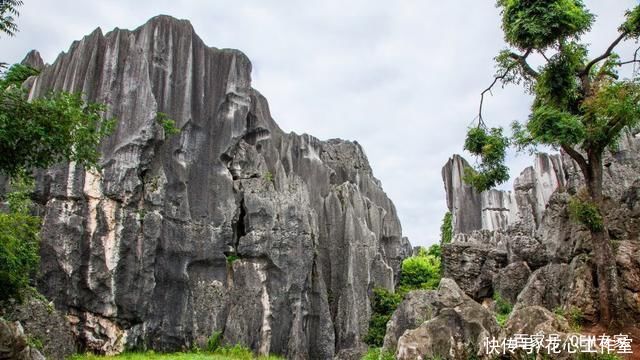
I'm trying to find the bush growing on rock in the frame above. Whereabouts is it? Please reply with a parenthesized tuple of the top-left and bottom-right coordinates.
(493, 292, 513, 327)
(399, 245, 442, 291)
(365, 245, 443, 347)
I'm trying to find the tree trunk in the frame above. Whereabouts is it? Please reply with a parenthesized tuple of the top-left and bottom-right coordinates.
(585, 153, 621, 327)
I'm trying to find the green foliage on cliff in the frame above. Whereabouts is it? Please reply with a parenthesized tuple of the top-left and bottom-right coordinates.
(568, 196, 604, 232)
(440, 212, 452, 244)
(0, 173, 39, 301)
(0, 64, 116, 176)
(399, 245, 442, 291)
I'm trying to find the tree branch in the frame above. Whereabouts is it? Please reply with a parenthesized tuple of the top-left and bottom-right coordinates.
(580, 32, 628, 77)
(508, 52, 540, 79)
(561, 144, 589, 179)
(478, 49, 533, 126)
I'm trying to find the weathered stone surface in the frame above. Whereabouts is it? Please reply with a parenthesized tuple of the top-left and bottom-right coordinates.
(442, 155, 482, 234)
(0, 319, 46, 360)
(442, 243, 507, 300)
(616, 240, 640, 322)
(382, 278, 469, 352)
(501, 306, 571, 343)
(4, 297, 77, 360)
(383, 279, 499, 359)
(394, 284, 500, 360)
(27, 15, 409, 358)
(514, 264, 571, 312)
(492, 261, 531, 305)
(21, 50, 45, 71)
(442, 153, 565, 237)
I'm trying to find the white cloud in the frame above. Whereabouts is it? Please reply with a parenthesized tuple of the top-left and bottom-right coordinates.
(2, 0, 637, 246)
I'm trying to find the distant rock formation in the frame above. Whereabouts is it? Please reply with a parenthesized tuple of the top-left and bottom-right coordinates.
(442, 153, 565, 236)
(22, 15, 412, 358)
(441, 132, 640, 323)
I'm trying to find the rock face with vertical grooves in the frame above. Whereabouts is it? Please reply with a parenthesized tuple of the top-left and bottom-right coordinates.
(26, 15, 411, 358)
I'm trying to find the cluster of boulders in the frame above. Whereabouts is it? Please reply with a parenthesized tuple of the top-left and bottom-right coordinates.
(379, 133, 640, 359)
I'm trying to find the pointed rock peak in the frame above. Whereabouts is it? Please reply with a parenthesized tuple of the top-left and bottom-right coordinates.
(21, 50, 45, 71)
(139, 14, 195, 33)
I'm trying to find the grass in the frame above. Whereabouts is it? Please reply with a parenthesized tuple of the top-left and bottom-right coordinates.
(361, 348, 395, 360)
(69, 348, 284, 360)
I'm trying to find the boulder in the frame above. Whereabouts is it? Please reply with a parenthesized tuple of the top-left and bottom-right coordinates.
(0, 319, 45, 360)
(492, 261, 531, 304)
(514, 264, 571, 312)
(442, 243, 507, 300)
(382, 278, 469, 351)
(395, 303, 499, 360)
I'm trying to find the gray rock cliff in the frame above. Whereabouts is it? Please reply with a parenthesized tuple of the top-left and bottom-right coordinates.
(25, 15, 411, 358)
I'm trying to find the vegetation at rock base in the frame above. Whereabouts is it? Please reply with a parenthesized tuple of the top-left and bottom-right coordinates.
(493, 292, 513, 327)
(464, 0, 640, 325)
(554, 305, 585, 332)
(398, 246, 442, 292)
(364, 287, 403, 346)
(0, 173, 39, 301)
(361, 347, 395, 360)
(365, 244, 443, 347)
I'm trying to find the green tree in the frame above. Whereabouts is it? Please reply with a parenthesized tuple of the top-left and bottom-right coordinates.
(465, 1, 640, 325)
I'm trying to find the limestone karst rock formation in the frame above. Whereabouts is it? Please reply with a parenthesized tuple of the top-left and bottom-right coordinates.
(441, 132, 640, 323)
(21, 15, 412, 358)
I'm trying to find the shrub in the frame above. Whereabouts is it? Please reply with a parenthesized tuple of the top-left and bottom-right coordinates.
(568, 196, 604, 232)
(493, 292, 513, 327)
(156, 112, 180, 136)
(361, 347, 395, 360)
(364, 288, 402, 346)
(0, 176, 40, 302)
(399, 253, 441, 290)
(206, 330, 222, 352)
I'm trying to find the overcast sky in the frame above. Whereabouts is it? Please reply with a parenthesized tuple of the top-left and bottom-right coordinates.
(2, 1, 638, 246)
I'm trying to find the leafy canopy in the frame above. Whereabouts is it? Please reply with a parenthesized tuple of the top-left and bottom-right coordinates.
(497, 0, 594, 51)
(0, 64, 116, 176)
(0, 0, 22, 38)
(465, 1, 640, 192)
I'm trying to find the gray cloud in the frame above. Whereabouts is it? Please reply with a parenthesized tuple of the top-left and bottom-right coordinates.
(1, 0, 637, 246)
